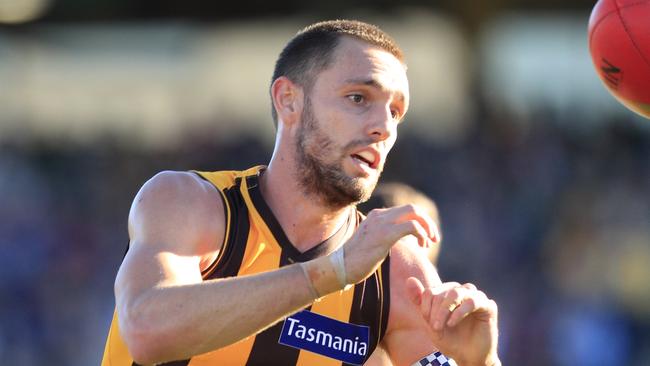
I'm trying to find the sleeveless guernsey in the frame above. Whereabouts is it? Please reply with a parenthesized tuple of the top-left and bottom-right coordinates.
(101, 166, 390, 366)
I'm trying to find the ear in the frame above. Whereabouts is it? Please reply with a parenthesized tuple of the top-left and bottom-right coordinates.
(271, 76, 304, 127)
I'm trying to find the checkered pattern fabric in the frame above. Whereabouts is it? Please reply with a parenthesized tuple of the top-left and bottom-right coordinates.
(411, 351, 458, 366)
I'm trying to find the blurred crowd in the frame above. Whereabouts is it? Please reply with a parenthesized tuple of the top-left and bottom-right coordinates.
(0, 107, 649, 365)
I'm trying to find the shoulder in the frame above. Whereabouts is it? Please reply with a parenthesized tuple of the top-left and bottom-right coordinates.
(130, 170, 223, 223)
(128, 170, 226, 263)
(138, 170, 218, 199)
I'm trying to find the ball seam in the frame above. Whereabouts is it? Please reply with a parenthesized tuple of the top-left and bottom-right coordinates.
(588, 1, 649, 49)
(614, 0, 650, 72)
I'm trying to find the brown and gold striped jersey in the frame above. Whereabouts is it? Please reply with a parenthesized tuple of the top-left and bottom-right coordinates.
(101, 166, 390, 366)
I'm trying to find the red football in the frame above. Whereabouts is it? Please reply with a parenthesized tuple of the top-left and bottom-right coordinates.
(588, 0, 650, 118)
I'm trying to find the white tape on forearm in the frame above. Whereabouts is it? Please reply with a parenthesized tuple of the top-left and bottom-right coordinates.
(330, 249, 351, 290)
(299, 262, 321, 299)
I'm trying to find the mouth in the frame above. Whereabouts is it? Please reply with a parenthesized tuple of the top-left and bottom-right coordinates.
(350, 148, 380, 170)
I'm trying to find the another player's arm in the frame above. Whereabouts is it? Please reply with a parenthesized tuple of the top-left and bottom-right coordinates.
(116, 171, 337, 364)
(363, 242, 443, 366)
(381, 241, 500, 366)
(379, 241, 441, 365)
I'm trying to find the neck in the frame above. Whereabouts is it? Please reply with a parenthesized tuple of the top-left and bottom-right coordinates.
(260, 147, 353, 253)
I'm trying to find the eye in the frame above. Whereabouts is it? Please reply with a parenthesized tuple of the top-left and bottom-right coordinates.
(347, 94, 365, 104)
(391, 107, 404, 121)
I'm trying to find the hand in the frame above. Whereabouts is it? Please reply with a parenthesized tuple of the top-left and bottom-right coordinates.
(406, 278, 500, 366)
(342, 205, 440, 285)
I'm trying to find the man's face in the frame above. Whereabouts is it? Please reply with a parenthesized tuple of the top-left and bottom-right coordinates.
(294, 37, 409, 209)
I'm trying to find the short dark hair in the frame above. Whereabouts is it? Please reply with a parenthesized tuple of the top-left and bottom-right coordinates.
(270, 19, 404, 127)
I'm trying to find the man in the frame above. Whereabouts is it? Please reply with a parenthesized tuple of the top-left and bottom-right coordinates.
(102, 20, 500, 366)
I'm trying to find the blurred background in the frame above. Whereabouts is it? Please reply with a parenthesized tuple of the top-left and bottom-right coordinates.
(1, 0, 649, 365)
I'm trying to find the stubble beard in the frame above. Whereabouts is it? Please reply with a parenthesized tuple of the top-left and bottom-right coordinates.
(294, 97, 381, 209)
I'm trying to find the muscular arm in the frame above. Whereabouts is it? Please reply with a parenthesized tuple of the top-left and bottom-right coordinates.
(381, 241, 500, 366)
(381, 241, 442, 366)
(116, 171, 339, 364)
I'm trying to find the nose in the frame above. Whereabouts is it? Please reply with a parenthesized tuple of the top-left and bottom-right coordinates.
(365, 104, 395, 142)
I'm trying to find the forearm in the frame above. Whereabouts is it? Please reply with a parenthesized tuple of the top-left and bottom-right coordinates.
(118, 255, 340, 363)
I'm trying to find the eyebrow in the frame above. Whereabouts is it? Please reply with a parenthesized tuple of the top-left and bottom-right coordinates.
(343, 77, 405, 102)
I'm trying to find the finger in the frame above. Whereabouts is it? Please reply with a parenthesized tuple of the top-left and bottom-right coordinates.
(461, 282, 477, 291)
(421, 287, 434, 323)
(383, 204, 440, 243)
(395, 220, 431, 248)
(409, 279, 461, 324)
(399, 204, 440, 243)
(405, 277, 425, 306)
(446, 291, 494, 327)
(428, 281, 462, 296)
(428, 288, 442, 329)
(410, 204, 440, 243)
(446, 296, 478, 327)
(424, 282, 462, 330)
(366, 207, 388, 217)
(432, 286, 468, 331)
(431, 221, 441, 243)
